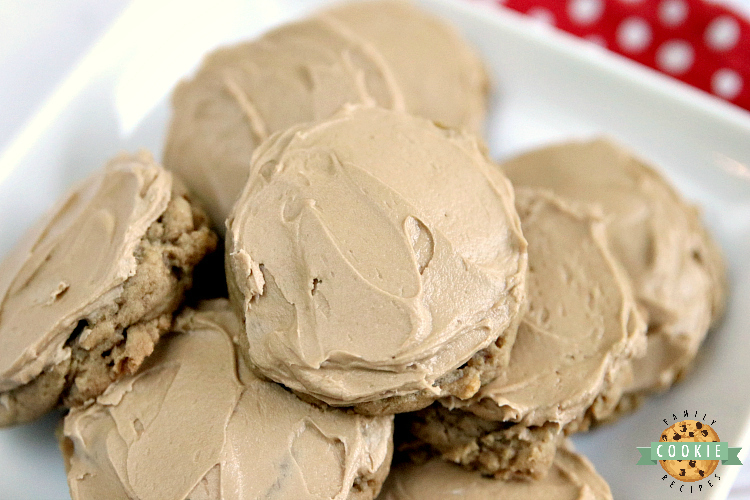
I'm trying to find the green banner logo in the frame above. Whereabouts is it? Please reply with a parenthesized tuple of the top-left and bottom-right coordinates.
(637, 443, 743, 465)
(637, 417, 743, 486)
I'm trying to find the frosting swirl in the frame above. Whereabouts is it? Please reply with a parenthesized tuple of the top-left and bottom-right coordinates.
(226, 106, 526, 406)
(63, 300, 394, 500)
(0, 152, 172, 393)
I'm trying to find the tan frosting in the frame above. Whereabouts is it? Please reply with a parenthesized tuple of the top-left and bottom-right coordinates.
(63, 300, 394, 500)
(326, 0, 489, 135)
(377, 445, 612, 500)
(502, 139, 726, 393)
(448, 188, 645, 426)
(0, 152, 172, 393)
(164, 0, 488, 227)
(226, 106, 526, 406)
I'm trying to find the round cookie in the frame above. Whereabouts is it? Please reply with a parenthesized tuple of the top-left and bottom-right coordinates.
(406, 187, 645, 478)
(164, 0, 489, 227)
(61, 300, 394, 500)
(0, 152, 216, 427)
(659, 420, 720, 482)
(502, 138, 727, 395)
(226, 106, 527, 415)
(377, 444, 612, 500)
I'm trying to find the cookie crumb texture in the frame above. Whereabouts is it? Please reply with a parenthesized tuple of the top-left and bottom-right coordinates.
(351, 333, 518, 416)
(0, 176, 216, 426)
(64, 190, 216, 406)
(405, 405, 560, 480)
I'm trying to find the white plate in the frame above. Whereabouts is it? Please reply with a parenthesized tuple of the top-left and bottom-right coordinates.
(1, 0, 749, 499)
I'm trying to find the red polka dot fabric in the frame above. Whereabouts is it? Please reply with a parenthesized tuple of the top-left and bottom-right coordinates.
(482, 0, 750, 111)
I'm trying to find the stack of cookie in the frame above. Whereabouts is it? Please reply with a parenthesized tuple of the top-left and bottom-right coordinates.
(0, 1, 726, 499)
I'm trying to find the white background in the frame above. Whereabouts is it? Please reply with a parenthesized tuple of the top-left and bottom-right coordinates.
(0, 0, 749, 498)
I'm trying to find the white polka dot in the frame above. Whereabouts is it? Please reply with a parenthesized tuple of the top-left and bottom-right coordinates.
(659, 0, 688, 27)
(527, 7, 555, 25)
(656, 40, 694, 74)
(712, 68, 743, 99)
(617, 17, 652, 53)
(568, 0, 604, 25)
(705, 16, 741, 51)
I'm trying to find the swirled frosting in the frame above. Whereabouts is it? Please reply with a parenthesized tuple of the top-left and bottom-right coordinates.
(448, 188, 646, 427)
(164, 0, 489, 227)
(62, 300, 394, 500)
(0, 152, 172, 393)
(226, 106, 526, 406)
(502, 139, 726, 393)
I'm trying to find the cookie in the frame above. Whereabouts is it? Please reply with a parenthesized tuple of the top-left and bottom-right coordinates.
(377, 443, 612, 500)
(325, 0, 489, 135)
(405, 188, 644, 477)
(401, 404, 561, 480)
(226, 106, 527, 415)
(503, 139, 727, 396)
(164, 0, 489, 227)
(0, 152, 216, 427)
(659, 420, 720, 482)
(61, 300, 394, 500)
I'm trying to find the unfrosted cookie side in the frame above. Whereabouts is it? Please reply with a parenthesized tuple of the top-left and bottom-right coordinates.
(403, 404, 561, 479)
(63, 183, 216, 406)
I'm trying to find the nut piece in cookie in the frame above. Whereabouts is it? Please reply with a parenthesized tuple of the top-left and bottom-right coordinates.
(503, 139, 727, 396)
(61, 300, 394, 500)
(377, 443, 612, 500)
(0, 152, 216, 426)
(226, 106, 527, 414)
(164, 0, 489, 226)
(659, 420, 720, 482)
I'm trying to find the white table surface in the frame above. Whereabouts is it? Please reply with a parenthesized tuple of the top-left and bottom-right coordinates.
(0, 0, 749, 499)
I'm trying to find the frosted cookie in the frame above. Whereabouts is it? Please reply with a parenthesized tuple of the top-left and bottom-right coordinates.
(61, 300, 394, 500)
(164, 0, 489, 227)
(503, 139, 727, 395)
(325, 0, 489, 135)
(226, 106, 527, 415)
(0, 152, 216, 427)
(377, 444, 612, 500)
(659, 420, 720, 482)
(407, 188, 645, 478)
